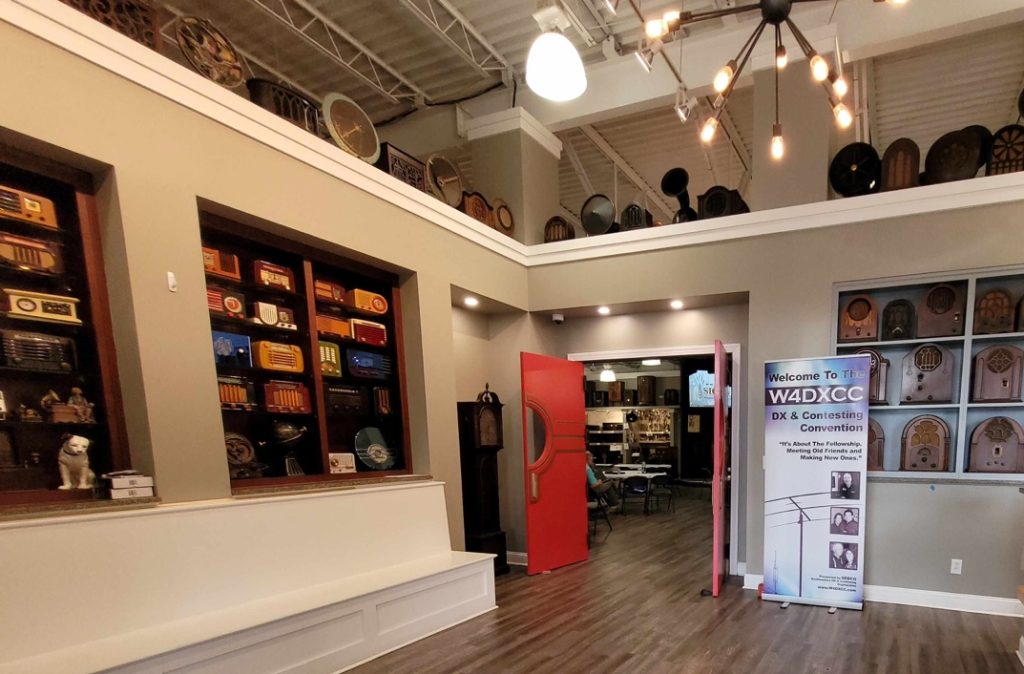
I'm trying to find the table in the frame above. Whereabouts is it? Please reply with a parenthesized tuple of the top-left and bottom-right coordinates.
(614, 463, 671, 471)
(604, 471, 668, 514)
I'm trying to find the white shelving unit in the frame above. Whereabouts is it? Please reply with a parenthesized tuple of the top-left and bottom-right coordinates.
(833, 265, 1024, 484)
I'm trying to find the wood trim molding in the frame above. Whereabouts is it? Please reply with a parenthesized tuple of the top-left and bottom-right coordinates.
(7, 0, 1024, 271)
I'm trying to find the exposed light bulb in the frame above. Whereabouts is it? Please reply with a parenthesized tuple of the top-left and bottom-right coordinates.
(771, 124, 784, 161)
(597, 305, 611, 315)
(700, 117, 719, 144)
(833, 102, 853, 129)
(464, 296, 479, 307)
(776, 45, 788, 69)
(809, 53, 829, 82)
(713, 61, 735, 93)
(830, 72, 848, 98)
(645, 18, 667, 39)
(670, 299, 684, 310)
(525, 31, 588, 102)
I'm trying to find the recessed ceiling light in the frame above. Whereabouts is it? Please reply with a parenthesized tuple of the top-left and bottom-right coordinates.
(597, 306, 611, 315)
(642, 359, 661, 366)
(670, 300, 684, 310)
(464, 296, 480, 307)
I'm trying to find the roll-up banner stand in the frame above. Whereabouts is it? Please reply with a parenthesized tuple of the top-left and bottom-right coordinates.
(763, 354, 870, 610)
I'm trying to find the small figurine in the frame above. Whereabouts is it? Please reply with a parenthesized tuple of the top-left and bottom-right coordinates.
(57, 434, 95, 490)
(16, 404, 43, 423)
(67, 387, 95, 423)
(40, 389, 77, 424)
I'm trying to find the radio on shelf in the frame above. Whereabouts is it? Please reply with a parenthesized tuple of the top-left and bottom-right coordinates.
(974, 289, 1014, 334)
(344, 289, 388, 315)
(0, 184, 58, 229)
(972, 345, 1023, 402)
(211, 331, 251, 368)
(326, 385, 367, 415)
(1, 330, 75, 371)
(900, 414, 950, 471)
(917, 283, 965, 337)
(314, 279, 346, 305)
(856, 348, 889, 404)
(350, 318, 387, 347)
(253, 260, 295, 291)
(0, 234, 63, 275)
(374, 386, 392, 415)
(838, 295, 878, 342)
(217, 375, 257, 410)
(250, 301, 296, 330)
(202, 246, 241, 281)
(207, 286, 246, 319)
(317, 314, 350, 340)
(868, 418, 884, 471)
(347, 349, 391, 379)
(881, 299, 915, 340)
(969, 416, 1024, 473)
(2, 289, 81, 325)
(254, 341, 304, 373)
(263, 380, 312, 413)
(901, 343, 955, 403)
(319, 341, 342, 377)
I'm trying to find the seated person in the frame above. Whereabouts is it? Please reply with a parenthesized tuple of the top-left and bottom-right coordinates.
(586, 451, 620, 509)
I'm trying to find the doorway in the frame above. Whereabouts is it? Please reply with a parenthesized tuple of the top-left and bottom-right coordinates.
(568, 345, 742, 577)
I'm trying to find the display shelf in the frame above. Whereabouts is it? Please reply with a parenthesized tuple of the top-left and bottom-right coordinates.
(972, 331, 1024, 341)
(204, 272, 306, 301)
(209, 314, 304, 337)
(585, 405, 679, 411)
(835, 335, 964, 348)
(967, 402, 1024, 408)
(868, 404, 960, 410)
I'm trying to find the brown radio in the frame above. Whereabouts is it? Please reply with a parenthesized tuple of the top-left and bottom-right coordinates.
(319, 341, 342, 377)
(972, 345, 1023, 402)
(217, 375, 257, 410)
(314, 279, 346, 306)
(2, 289, 81, 325)
(901, 343, 955, 403)
(350, 318, 387, 347)
(207, 286, 246, 319)
(1, 330, 75, 371)
(263, 380, 312, 413)
(326, 385, 367, 415)
(0, 233, 63, 275)
(253, 341, 304, 373)
(901, 414, 950, 471)
(376, 143, 426, 191)
(374, 386, 392, 415)
(202, 246, 241, 281)
(881, 299, 915, 341)
(250, 301, 296, 330)
(344, 289, 388, 315)
(856, 348, 889, 404)
(838, 295, 878, 342)
(607, 381, 624, 404)
(637, 376, 656, 405)
(917, 283, 965, 337)
(0, 185, 58, 229)
(317, 314, 351, 340)
(969, 416, 1024, 473)
(974, 289, 1014, 335)
(867, 418, 885, 471)
(253, 260, 295, 291)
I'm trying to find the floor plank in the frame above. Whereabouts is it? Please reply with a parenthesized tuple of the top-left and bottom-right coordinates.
(354, 499, 1022, 674)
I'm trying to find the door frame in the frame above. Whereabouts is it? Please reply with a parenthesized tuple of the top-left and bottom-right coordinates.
(567, 344, 743, 577)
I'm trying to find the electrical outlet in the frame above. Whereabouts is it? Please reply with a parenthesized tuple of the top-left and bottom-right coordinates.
(950, 558, 963, 575)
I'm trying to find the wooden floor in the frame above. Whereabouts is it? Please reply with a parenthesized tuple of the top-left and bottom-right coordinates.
(355, 499, 1023, 674)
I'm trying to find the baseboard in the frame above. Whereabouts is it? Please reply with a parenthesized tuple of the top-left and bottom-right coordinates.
(737, 562, 747, 577)
(740, 574, 1023, 617)
(506, 551, 527, 566)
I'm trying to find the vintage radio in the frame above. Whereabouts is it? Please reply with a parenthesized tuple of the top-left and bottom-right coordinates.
(972, 345, 1024, 402)
(344, 289, 388, 316)
(2, 289, 81, 325)
(253, 260, 295, 291)
(900, 414, 950, 471)
(319, 341, 342, 378)
(880, 138, 920, 192)
(969, 416, 1024, 473)
(857, 348, 889, 404)
(202, 246, 241, 281)
(59, 0, 161, 49)
(589, 390, 608, 407)
(0, 185, 58, 229)
(974, 289, 1014, 335)
(373, 387, 393, 416)
(623, 389, 638, 406)
(326, 385, 368, 415)
(0, 234, 63, 275)
(212, 331, 251, 368)
(217, 375, 257, 410)
(637, 376, 657, 405)
(901, 343, 955, 403)
(254, 341, 304, 373)
(375, 143, 425, 191)
(248, 78, 323, 136)
(250, 301, 296, 330)
(881, 299, 915, 341)
(263, 380, 312, 414)
(917, 283, 965, 337)
(664, 389, 680, 406)
(460, 191, 493, 228)
(606, 381, 624, 404)
(317, 314, 351, 340)
(838, 295, 878, 342)
(1, 330, 75, 371)
(350, 318, 387, 347)
(347, 349, 391, 379)
(314, 279, 346, 306)
(207, 286, 246, 319)
(868, 418, 885, 471)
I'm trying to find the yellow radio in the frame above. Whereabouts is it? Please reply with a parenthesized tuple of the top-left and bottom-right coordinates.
(2, 289, 82, 325)
(344, 289, 388, 316)
(0, 185, 58, 229)
(253, 341, 304, 373)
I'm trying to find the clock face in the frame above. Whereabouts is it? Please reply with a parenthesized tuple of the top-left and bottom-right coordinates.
(323, 94, 380, 163)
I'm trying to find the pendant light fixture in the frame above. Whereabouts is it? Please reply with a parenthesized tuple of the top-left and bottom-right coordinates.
(631, 0, 908, 159)
(599, 364, 617, 382)
(525, 3, 587, 102)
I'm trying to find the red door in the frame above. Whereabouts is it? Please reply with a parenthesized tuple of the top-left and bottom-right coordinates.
(520, 352, 588, 575)
(711, 340, 729, 596)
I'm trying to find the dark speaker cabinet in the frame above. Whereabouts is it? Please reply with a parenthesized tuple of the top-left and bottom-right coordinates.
(457, 386, 509, 575)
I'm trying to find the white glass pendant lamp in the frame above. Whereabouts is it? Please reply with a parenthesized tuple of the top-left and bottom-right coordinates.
(525, 31, 587, 102)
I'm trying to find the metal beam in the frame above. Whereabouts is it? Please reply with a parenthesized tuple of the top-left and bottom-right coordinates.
(243, 0, 428, 104)
(563, 134, 595, 196)
(578, 124, 676, 221)
(398, 0, 512, 83)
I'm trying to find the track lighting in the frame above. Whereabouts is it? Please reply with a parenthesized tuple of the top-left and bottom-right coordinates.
(645, 18, 667, 39)
(829, 71, 848, 98)
(833, 101, 853, 129)
(635, 38, 661, 72)
(700, 116, 719, 144)
(713, 60, 736, 93)
(809, 53, 829, 82)
(674, 86, 697, 124)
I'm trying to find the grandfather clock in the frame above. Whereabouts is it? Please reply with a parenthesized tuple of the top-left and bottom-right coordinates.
(458, 384, 509, 575)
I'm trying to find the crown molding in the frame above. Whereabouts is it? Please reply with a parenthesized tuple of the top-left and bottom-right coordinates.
(464, 107, 563, 159)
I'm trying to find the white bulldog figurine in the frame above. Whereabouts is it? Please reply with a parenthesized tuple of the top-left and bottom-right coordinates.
(58, 434, 95, 490)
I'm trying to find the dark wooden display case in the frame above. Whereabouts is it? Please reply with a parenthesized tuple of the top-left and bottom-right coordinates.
(200, 214, 412, 492)
(0, 152, 129, 505)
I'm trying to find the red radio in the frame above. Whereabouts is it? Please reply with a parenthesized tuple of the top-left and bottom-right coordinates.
(202, 246, 241, 281)
(207, 286, 246, 319)
(350, 318, 387, 347)
(314, 279, 346, 306)
(263, 380, 312, 413)
(253, 260, 295, 291)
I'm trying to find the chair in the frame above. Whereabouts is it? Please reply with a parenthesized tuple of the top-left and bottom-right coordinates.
(650, 475, 675, 513)
(587, 488, 612, 546)
(621, 475, 651, 515)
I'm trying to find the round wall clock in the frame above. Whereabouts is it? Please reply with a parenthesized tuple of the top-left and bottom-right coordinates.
(491, 199, 515, 236)
(322, 93, 380, 163)
(425, 155, 465, 207)
(175, 17, 244, 88)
